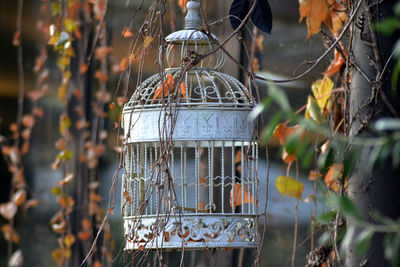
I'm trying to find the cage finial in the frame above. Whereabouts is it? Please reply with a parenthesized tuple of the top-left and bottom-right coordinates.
(184, 1, 201, 30)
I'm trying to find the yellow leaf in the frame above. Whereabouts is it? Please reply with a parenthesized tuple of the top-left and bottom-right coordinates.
(143, 36, 153, 49)
(276, 176, 304, 199)
(52, 248, 64, 265)
(59, 114, 71, 135)
(64, 234, 76, 247)
(311, 77, 333, 110)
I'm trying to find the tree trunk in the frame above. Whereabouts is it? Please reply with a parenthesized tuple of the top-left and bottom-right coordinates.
(347, 0, 400, 266)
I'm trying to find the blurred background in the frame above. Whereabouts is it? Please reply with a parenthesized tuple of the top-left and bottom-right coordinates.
(0, 0, 330, 266)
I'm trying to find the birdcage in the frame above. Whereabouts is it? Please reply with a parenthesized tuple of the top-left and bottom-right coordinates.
(122, 1, 259, 250)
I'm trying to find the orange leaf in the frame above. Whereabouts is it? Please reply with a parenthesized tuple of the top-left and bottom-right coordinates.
(116, 97, 126, 106)
(25, 199, 39, 209)
(119, 57, 129, 71)
(81, 218, 91, 230)
(2, 224, 20, 243)
(152, 74, 174, 100)
(9, 123, 18, 132)
(178, 0, 189, 11)
(325, 163, 343, 187)
(122, 27, 133, 38)
(282, 149, 296, 164)
(52, 248, 64, 265)
(12, 31, 21, 46)
(55, 138, 67, 151)
(327, 1, 348, 34)
(299, 0, 330, 39)
(180, 82, 187, 99)
(89, 192, 102, 203)
(163, 231, 170, 242)
(123, 191, 132, 204)
(199, 201, 205, 210)
(21, 128, 31, 140)
(95, 70, 108, 83)
(22, 115, 35, 128)
(256, 35, 264, 51)
(12, 189, 27, 206)
(79, 63, 88, 74)
(273, 123, 300, 145)
(33, 107, 44, 117)
(21, 142, 29, 155)
(78, 231, 90, 240)
(59, 196, 75, 208)
(28, 88, 46, 101)
(95, 46, 112, 62)
(309, 170, 322, 180)
(74, 27, 83, 39)
(252, 58, 260, 72)
(230, 183, 254, 208)
(324, 49, 345, 77)
(199, 177, 207, 184)
(51, 220, 67, 234)
(234, 150, 242, 164)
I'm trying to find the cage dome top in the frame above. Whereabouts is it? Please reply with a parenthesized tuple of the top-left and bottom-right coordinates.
(124, 1, 255, 111)
(165, 1, 218, 45)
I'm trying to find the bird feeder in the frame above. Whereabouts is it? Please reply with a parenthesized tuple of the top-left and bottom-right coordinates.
(122, 1, 259, 250)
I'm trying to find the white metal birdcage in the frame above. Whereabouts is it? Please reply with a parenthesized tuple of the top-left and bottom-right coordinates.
(122, 1, 259, 251)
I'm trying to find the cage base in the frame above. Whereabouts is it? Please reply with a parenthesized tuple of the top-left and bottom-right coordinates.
(123, 214, 258, 250)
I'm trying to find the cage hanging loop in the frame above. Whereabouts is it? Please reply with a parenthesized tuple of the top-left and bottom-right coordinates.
(185, 1, 201, 30)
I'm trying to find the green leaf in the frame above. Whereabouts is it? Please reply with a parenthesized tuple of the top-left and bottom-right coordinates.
(316, 211, 336, 224)
(306, 95, 325, 124)
(326, 194, 364, 221)
(395, 2, 400, 16)
(318, 231, 330, 245)
(268, 83, 291, 113)
(51, 2, 61, 16)
(374, 118, 400, 131)
(392, 141, 400, 167)
(301, 149, 314, 168)
(392, 60, 400, 91)
(343, 150, 357, 178)
(248, 98, 272, 121)
(374, 17, 400, 36)
(341, 226, 355, 253)
(355, 228, 374, 254)
(318, 147, 334, 171)
(260, 111, 282, 142)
